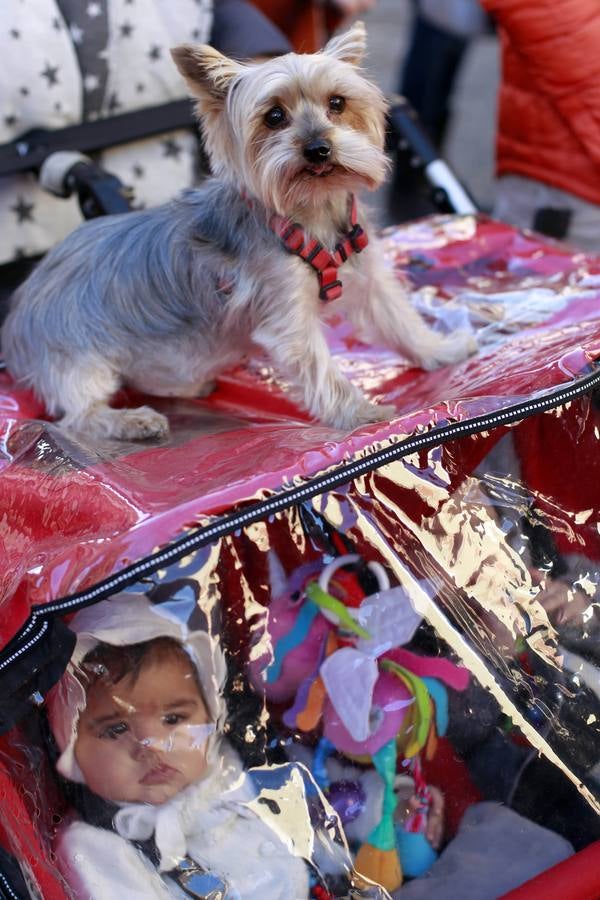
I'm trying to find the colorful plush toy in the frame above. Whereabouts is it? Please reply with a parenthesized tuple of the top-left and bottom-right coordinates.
(252, 552, 470, 893)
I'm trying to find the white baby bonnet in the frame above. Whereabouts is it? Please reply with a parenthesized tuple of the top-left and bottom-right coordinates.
(47, 592, 228, 784)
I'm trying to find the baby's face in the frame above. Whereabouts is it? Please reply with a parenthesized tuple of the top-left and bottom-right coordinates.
(74, 654, 214, 805)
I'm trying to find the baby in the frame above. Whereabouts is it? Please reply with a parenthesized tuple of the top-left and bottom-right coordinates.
(49, 593, 374, 899)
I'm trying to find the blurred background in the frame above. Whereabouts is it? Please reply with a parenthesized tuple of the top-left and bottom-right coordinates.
(0, 0, 501, 309)
(361, 0, 499, 222)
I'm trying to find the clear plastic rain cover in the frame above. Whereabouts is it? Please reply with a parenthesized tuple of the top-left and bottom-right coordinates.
(1, 216, 600, 900)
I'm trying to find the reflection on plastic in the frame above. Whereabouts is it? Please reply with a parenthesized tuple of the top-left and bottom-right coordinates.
(2, 217, 600, 898)
(3, 394, 600, 895)
(3, 217, 600, 645)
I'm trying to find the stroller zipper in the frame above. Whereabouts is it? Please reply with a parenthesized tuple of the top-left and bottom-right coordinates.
(2, 363, 600, 675)
(0, 868, 22, 900)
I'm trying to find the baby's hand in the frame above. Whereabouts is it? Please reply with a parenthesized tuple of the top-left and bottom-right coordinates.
(426, 785, 444, 849)
(406, 785, 445, 850)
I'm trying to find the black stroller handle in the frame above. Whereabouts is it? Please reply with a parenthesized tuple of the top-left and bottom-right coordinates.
(387, 94, 479, 216)
(388, 94, 440, 168)
(0, 99, 196, 177)
(0, 99, 201, 221)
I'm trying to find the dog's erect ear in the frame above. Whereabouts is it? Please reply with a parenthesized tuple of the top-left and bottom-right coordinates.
(322, 20, 367, 66)
(171, 44, 244, 105)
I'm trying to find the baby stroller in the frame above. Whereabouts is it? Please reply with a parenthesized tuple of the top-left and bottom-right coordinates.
(1, 60, 600, 900)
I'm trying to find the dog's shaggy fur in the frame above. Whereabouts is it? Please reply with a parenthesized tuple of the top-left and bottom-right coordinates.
(2, 22, 475, 440)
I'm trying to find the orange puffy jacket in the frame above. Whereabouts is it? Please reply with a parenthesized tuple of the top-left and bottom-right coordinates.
(481, 0, 600, 205)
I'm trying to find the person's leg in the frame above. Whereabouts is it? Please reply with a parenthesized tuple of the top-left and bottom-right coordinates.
(560, 194, 600, 254)
(492, 175, 546, 231)
(388, 9, 471, 224)
(494, 175, 600, 253)
(400, 12, 470, 148)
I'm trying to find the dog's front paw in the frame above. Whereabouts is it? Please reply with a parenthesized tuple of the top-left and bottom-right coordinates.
(359, 401, 397, 425)
(195, 379, 217, 398)
(418, 330, 477, 371)
(326, 400, 396, 430)
(106, 406, 170, 441)
(60, 404, 170, 440)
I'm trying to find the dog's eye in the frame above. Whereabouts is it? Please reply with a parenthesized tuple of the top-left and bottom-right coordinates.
(264, 106, 287, 128)
(329, 95, 346, 113)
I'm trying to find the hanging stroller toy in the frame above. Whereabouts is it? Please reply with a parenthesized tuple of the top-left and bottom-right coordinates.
(252, 553, 470, 892)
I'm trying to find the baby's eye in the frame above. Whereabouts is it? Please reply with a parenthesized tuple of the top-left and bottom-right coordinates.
(101, 722, 128, 740)
(264, 106, 287, 129)
(328, 95, 346, 113)
(163, 712, 186, 726)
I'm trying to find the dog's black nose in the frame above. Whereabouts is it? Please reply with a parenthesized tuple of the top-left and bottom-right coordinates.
(303, 139, 332, 164)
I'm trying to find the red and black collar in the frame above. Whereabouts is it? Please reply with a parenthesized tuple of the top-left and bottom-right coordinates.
(268, 195, 369, 303)
(242, 194, 369, 303)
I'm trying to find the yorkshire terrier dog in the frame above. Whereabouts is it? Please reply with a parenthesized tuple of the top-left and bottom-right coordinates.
(3, 22, 475, 441)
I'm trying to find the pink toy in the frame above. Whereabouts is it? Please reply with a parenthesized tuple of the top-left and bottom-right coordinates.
(323, 668, 414, 756)
(249, 558, 329, 703)
(251, 553, 388, 703)
(251, 554, 428, 740)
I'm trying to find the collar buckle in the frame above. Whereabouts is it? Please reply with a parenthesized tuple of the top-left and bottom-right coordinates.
(349, 223, 368, 253)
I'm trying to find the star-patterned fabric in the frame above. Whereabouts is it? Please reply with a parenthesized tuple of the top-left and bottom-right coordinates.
(0, 0, 213, 266)
(56, 0, 110, 120)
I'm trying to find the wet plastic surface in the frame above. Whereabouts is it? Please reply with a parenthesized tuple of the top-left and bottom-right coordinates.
(3, 214, 600, 898)
(3, 402, 600, 896)
(2, 215, 600, 647)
